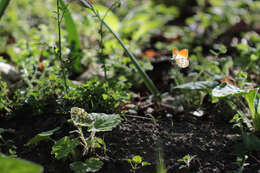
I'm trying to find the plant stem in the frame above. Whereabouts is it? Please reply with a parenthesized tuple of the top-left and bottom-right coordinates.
(79, 0, 160, 98)
(77, 126, 89, 155)
(57, 0, 68, 93)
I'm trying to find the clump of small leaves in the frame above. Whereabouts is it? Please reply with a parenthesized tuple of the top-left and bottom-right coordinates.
(64, 78, 131, 113)
(124, 155, 151, 173)
(177, 154, 197, 170)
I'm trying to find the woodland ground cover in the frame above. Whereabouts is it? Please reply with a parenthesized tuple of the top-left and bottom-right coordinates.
(0, 0, 260, 173)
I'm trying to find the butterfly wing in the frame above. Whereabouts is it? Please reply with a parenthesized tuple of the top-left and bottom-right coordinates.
(175, 55, 189, 68)
(178, 49, 188, 58)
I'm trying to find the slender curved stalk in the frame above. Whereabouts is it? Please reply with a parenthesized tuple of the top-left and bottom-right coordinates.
(0, 0, 10, 20)
(57, 0, 68, 93)
(79, 0, 160, 98)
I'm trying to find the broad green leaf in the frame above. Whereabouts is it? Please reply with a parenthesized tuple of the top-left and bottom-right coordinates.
(132, 155, 142, 164)
(93, 4, 119, 31)
(212, 83, 249, 97)
(51, 136, 79, 160)
(70, 158, 103, 173)
(0, 154, 43, 173)
(0, 0, 10, 20)
(85, 157, 104, 172)
(174, 81, 219, 90)
(25, 127, 60, 146)
(70, 161, 86, 173)
(88, 113, 121, 132)
(60, 0, 82, 73)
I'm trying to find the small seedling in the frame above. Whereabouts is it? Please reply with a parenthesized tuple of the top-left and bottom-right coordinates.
(232, 155, 249, 173)
(124, 155, 151, 173)
(177, 154, 197, 170)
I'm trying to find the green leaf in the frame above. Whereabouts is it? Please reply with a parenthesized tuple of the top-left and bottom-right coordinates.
(88, 113, 121, 132)
(85, 157, 104, 172)
(245, 88, 258, 117)
(174, 81, 219, 90)
(0, 154, 43, 173)
(70, 161, 86, 173)
(51, 136, 79, 160)
(70, 158, 104, 173)
(25, 127, 60, 146)
(212, 83, 250, 98)
(60, 0, 82, 73)
(245, 90, 260, 131)
(93, 4, 119, 31)
(0, 0, 10, 20)
(132, 155, 142, 164)
(142, 161, 151, 166)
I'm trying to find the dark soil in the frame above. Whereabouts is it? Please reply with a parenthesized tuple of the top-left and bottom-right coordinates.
(1, 109, 260, 173)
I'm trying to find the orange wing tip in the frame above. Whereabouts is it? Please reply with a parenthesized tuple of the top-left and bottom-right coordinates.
(172, 48, 179, 55)
(179, 49, 189, 58)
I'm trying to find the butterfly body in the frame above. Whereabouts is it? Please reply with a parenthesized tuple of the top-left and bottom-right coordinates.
(172, 48, 189, 68)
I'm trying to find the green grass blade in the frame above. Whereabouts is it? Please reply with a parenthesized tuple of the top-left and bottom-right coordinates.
(60, 0, 82, 73)
(0, 0, 11, 20)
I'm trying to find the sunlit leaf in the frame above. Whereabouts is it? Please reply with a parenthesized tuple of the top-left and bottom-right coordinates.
(71, 107, 94, 127)
(93, 4, 119, 31)
(25, 127, 60, 146)
(0, 154, 43, 173)
(174, 81, 219, 90)
(132, 155, 142, 164)
(244, 88, 258, 117)
(212, 83, 249, 97)
(88, 113, 121, 132)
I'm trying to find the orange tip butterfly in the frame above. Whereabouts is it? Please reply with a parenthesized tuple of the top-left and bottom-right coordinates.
(171, 48, 189, 68)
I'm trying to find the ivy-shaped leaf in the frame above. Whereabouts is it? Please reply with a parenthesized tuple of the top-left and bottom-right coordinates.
(51, 136, 79, 160)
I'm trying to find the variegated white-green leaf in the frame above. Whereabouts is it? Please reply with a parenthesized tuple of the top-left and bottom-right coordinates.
(71, 107, 94, 127)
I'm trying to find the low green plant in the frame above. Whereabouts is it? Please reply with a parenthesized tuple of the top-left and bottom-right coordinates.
(124, 155, 151, 173)
(212, 83, 260, 132)
(64, 78, 131, 113)
(229, 155, 249, 173)
(177, 154, 197, 170)
(0, 76, 11, 112)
